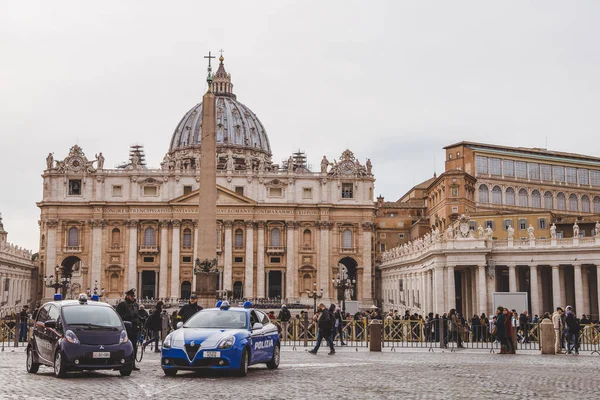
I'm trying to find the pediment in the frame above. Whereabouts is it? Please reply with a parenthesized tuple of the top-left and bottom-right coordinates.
(171, 185, 256, 205)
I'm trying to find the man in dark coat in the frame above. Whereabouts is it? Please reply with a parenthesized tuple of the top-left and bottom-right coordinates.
(308, 303, 335, 355)
(116, 288, 141, 370)
(177, 294, 203, 324)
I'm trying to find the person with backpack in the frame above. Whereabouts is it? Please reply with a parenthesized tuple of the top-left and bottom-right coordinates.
(278, 304, 291, 342)
(308, 303, 335, 355)
(143, 301, 164, 353)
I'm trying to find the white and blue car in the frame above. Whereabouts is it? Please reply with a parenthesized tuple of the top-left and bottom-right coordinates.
(161, 301, 280, 377)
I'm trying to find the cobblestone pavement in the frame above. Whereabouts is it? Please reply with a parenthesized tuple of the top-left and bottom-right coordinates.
(0, 346, 599, 400)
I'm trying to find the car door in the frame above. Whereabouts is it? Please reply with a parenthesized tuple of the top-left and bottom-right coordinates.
(46, 305, 61, 355)
(249, 311, 265, 363)
(258, 311, 278, 361)
(33, 305, 51, 363)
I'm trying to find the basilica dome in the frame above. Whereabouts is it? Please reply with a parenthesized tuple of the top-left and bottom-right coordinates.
(169, 56, 271, 156)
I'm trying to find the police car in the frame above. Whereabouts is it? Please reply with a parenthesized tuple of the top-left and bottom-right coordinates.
(161, 301, 280, 377)
(26, 293, 134, 378)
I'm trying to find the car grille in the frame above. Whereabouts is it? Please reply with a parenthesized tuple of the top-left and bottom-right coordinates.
(168, 358, 229, 367)
(185, 344, 200, 361)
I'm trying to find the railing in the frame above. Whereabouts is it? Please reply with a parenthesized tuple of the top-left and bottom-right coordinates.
(266, 246, 285, 253)
(138, 245, 159, 253)
(340, 247, 357, 253)
(107, 244, 123, 252)
(580, 237, 596, 245)
(62, 246, 82, 253)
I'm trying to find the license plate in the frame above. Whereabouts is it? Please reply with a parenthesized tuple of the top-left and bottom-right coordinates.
(203, 351, 220, 358)
(92, 352, 110, 358)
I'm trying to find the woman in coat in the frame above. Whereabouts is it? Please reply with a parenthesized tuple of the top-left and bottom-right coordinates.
(495, 307, 507, 354)
(143, 300, 164, 353)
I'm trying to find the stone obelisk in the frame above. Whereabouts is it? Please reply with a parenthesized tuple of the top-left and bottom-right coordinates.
(195, 52, 218, 305)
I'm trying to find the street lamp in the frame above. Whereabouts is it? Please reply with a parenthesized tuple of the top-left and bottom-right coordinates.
(92, 280, 105, 298)
(306, 282, 323, 312)
(332, 274, 355, 315)
(44, 265, 71, 295)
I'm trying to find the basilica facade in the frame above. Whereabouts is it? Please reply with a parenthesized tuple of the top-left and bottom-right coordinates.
(37, 56, 376, 306)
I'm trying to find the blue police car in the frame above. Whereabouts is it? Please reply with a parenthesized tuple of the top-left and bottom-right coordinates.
(161, 301, 280, 377)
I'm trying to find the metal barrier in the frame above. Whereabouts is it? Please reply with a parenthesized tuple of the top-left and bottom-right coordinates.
(1, 314, 31, 351)
(277, 317, 370, 349)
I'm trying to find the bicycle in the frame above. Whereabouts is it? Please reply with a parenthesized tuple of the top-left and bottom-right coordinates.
(136, 325, 149, 363)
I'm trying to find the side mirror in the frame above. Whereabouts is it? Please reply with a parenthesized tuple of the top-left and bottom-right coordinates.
(44, 320, 56, 329)
(176, 322, 183, 329)
(252, 322, 263, 330)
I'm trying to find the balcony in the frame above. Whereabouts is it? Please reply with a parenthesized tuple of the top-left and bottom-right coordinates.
(181, 245, 193, 253)
(266, 246, 286, 254)
(340, 247, 357, 254)
(62, 246, 82, 253)
(138, 245, 159, 254)
(107, 244, 124, 253)
(299, 245, 314, 252)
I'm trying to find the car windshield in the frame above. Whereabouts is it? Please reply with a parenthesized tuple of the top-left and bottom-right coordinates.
(185, 310, 247, 329)
(63, 305, 122, 328)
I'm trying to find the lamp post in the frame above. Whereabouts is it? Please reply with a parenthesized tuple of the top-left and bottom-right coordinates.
(332, 274, 355, 315)
(306, 282, 323, 313)
(93, 281, 105, 298)
(44, 265, 71, 295)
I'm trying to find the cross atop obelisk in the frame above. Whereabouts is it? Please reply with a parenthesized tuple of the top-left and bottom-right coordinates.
(204, 51, 215, 86)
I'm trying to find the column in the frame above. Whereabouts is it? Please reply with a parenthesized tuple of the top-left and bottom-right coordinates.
(319, 222, 330, 299)
(127, 220, 138, 293)
(581, 266, 590, 316)
(256, 222, 265, 298)
(170, 220, 181, 299)
(420, 272, 426, 312)
(447, 265, 456, 311)
(471, 268, 478, 316)
(427, 270, 434, 314)
(223, 221, 233, 291)
(285, 221, 296, 301)
(434, 266, 445, 314)
(478, 265, 487, 315)
(45, 220, 59, 299)
(552, 265, 562, 310)
(465, 270, 472, 318)
(362, 222, 373, 302)
(192, 223, 199, 293)
(574, 264, 584, 315)
(90, 219, 103, 293)
(559, 268, 566, 308)
(529, 265, 540, 317)
(159, 220, 169, 298)
(508, 264, 517, 293)
(244, 221, 254, 299)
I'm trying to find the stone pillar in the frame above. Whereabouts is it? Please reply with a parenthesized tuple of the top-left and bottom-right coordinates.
(447, 265, 456, 311)
(256, 222, 265, 298)
(285, 221, 296, 301)
(244, 221, 254, 299)
(45, 220, 58, 299)
(478, 265, 487, 315)
(171, 220, 181, 300)
(223, 221, 233, 291)
(529, 265, 540, 317)
(574, 264, 584, 315)
(159, 220, 169, 299)
(427, 270, 434, 314)
(90, 219, 104, 293)
(559, 268, 566, 308)
(127, 220, 138, 293)
(552, 265, 562, 310)
(319, 222, 330, 300)
(192, 223, 199, 293)
(508, 264, 517, 293)
(362, 222, 373, 302)
(434, 266, 445, 314)
(465, 269, 472, 318)
(581, 265, 590, 316)
(420, 271, 426, 312)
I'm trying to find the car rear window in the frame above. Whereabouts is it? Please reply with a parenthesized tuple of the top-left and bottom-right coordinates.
(63, 305, 122, 328)
(185, 310, 247, 329)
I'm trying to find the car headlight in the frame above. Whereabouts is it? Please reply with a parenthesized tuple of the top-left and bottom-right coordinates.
(65, 329, 80, 344)
(119, 329, 128, 344)
(163, 333, 173, 349)
(217, 336, 235, 349)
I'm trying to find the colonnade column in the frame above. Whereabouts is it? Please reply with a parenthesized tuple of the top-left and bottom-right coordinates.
(434, 266, 445, 314)
(319, 222, 330, 300)
(45, 220, 58, 299)
(192, 222, 198, 293)
(170, 220, 181, 299)
(529, 265, 539, 317)
(478, 265, 487, 315)
(447, 265, 456, 311)
(223, 221, 233, 291)
(508, 264, 517, 293)
(285, 221, 296, 301)
(581, 265, 590, 316)
(90, 219, 104, 293)
(574, 264, 584, 315)
(427, 270, 434, 314)
(551, 265, 562, 310)
(362, 223, 373, 302)
(159, 220, 169, 299)
(126, 220, 138, 293)
(256, 222, 265, 298)
(244, 221, 254, 299)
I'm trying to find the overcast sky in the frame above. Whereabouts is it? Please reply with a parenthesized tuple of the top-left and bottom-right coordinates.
(1, 1, 599, 252)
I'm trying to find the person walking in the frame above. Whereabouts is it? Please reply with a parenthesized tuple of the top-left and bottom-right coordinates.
(565, 308, 580, 355)
(177, 294, 203, 324)
(18, 305, 30, 342)
(278, 304, 291, 341)
(143, 301, 164, 353)
(116, 288, 141, 370)
(494, 307, 508, 354)
(308, 303, 335, 355)
(552, 307, 564, 354)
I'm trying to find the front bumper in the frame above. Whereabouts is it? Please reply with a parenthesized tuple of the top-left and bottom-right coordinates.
(61, 341, 134, 370)
(161, 346, 242, 371)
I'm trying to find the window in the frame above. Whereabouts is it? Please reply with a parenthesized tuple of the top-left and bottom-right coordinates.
(269, 187, 283, 197)
(456, 151, 461, 158)
(234, 229, 243, 247)
(143, 256, 154, 263)
(519, 219, 527, 230)
(183, 185, 192, 195)
(566, 167, 577, 184)
(112, 185, 122, 197)
(568, 194, 578, 211)
(235, 186, 244, 196)
(303, 188, 313, 199)
(491, 186, 502, 204)
(478, 185, 489, 203)
(591, 170, 600, 186)
(505, 187, 515, 206)
(556, 231, 563, 239)
(469, 221, 476, 231)
(111, 228, 121, 248)
(528, 163, 540, 180)
(485, 220, 494, 230)
(489, 158, 502, 176)
(448, 153, 453, 160)
(68, 227, 79, 247)
(398, 233, 405, 239)
(475, 156, 488, 174)
(144, 227, 156, 246)
(544, 191, 553, 209)
(595, 196, 600, 213)
(270, 257, 281, 263)
(183, 228, 192, 248)
(502, 160, 514, 177)
(451, 186, 459, 197)
(581, 195, 590, 213)
(518, 189, 528, 207)
(553, 166, 565, 183)
(143, 186, 157, 196)
(515, 162, 527, 179)
(68, 180, 82, 196)
(270, 228, 281, 246)
(531, 190, 541, 208)
(556, 193, 566, 210)
(541, 164, 552, 181)
(380, 243, 386, 252)
(578, 169, 589, 185)
(303, 229, 312, 247)
(182, 256, 192, 263)
(451, 206, 459, 213)
(342, 229, 353, 249)
(503, 219, 513, 230)
(341, 183, 353, 199)
(579, 230, 586, 238)
(380, 233, 387, 239)
(538, 218, 547, 230)
(234, 256, 243, 263)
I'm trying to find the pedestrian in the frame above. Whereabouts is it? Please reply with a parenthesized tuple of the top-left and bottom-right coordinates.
(504, 308, 515, 354)
(494, 307, 508, 354)
(519, 310, 529, 343)
(565, 308, 580, 355)
(552, 307, 564, 354)
(308, 303, 335, 355)
(278, 304, 291, 342)
(143, 301, 164, 353)
(177, 293, 203, 324)
(116, 288, 141, 370)
(18, 305, 30, 342)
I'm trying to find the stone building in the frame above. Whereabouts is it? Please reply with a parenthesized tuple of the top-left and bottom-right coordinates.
(0, 214, 36, 315)
(37, 56, 376, 306)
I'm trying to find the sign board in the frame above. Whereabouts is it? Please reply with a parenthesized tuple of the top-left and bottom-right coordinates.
(344, 301, 359, 316)
(492, 292, 528, 314)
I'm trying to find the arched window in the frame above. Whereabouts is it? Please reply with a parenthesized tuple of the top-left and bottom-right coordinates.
(303, 273, 312, 292)
(144, 227, 156, 246)
(110, 273, 120, 292)
(233, 281, 243, 299)
(478, 185, 489, 203)
(270, 228, 281, 247)
(581, 195, 590, 213)
(594, 196, 600, 213)
(68, 227, 79, 247)
(303, 229, 312, 247)
(568, 194, 578, 211)
(556, 193, 566, 210)
(183, 228, 192, 248)
(531, 190, 541, 208)
(505, 187, 515, 206)
(491, 186, 502, 204)
(544, 191, 553, 209)
(518, 189, 528, 207)
(234, 229, 243, 248)
(41, 234, 45, 249)
(342, 229, 353, 249)
(111, 228, 121, 248)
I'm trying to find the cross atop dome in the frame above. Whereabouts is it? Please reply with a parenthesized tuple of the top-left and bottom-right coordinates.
(213, 50, 235, 99)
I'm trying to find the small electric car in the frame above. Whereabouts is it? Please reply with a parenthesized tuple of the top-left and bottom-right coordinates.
(161, 301, 280, 377)
(26, 294, 134, 378)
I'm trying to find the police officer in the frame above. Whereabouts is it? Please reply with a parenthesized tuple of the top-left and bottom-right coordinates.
(177, 293, 203, 323)
(116, 288, 141, 370)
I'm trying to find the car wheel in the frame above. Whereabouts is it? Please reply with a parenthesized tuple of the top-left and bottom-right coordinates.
(26, 347, 40, 374)
(120, 367, 132, 377)
(235, 348, 249, 377)
(266, 343, 280, 370)
(163, 368, 177, 377)
(53, 351, 67, 378)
